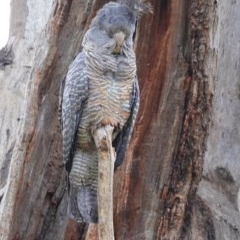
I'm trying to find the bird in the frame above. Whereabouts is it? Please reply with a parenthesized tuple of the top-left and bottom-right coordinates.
(60, 0, 152, 223)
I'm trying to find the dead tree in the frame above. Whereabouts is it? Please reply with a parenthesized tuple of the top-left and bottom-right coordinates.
(0, 0, 240, 239)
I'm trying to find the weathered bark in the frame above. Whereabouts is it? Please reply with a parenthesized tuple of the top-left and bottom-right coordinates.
(0, 0, 239, 240)
(198, 1, 240, 239)
(113, 0, 217, 239)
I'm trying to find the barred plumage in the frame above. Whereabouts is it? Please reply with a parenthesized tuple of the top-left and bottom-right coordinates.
(60, 0, 150, 223)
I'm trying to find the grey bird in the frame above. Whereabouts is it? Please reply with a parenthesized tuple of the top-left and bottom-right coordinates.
(60, 0, 152, 223)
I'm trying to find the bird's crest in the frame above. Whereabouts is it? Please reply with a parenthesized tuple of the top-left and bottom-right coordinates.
(117, 0, 153, 17)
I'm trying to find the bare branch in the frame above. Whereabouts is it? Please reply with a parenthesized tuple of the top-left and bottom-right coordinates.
(93, 125, 115, 240)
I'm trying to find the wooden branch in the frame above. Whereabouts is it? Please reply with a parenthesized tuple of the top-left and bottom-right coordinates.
(93, 125, 115, 240)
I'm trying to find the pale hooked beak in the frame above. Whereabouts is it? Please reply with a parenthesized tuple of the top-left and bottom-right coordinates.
(112, 31, 126, 54)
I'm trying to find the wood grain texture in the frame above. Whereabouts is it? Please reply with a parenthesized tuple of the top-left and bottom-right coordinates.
(93, 125, 115, 240)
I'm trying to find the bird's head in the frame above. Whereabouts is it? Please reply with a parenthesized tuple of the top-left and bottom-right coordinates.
(82, 1, 152, 54)
(96, 3, 136, 45)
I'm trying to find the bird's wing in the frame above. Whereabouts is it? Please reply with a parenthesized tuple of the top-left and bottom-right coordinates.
(60, 52, 89, 172)
(113, 78, 139, 169)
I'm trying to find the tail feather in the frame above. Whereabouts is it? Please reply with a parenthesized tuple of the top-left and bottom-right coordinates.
(77, 186, 98, 222)
(68, 149, 98, 223)
(68, 184, 98, 223)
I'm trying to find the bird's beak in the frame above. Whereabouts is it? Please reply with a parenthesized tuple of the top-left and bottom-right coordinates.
(112, 31, 125, 54)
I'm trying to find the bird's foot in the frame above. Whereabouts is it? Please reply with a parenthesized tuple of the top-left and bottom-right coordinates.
(90, 118, 119, 136)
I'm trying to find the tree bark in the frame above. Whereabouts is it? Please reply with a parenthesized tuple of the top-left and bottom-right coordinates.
(0, 0, 239, 240)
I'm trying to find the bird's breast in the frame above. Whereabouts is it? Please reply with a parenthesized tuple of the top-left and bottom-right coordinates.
(76, 51, 136, 150)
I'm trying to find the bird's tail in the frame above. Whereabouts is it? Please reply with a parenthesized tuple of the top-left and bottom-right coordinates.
(68, 184, 98, 223)
(67, 150, 98, 223)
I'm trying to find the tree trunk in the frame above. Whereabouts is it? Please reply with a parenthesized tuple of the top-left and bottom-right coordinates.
(0, 0, 239, 240)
